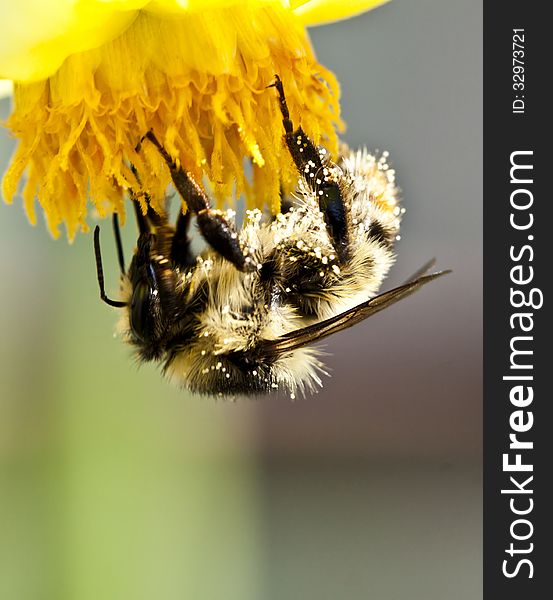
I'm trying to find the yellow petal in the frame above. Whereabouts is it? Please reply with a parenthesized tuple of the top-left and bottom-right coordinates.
(292, 0, 389, 26)
(1, 0, 386, 82)
(0, 2, 149, 81)
(0, 0, 259, 81)
(3, 4, 343, 239)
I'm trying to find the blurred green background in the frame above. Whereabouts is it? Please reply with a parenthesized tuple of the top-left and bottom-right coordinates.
(0, 1, 482, 599)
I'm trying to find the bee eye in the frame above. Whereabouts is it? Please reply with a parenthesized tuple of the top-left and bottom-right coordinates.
(130, 280, 154, 342)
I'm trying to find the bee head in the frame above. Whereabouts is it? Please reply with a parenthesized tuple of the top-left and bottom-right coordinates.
(94, 224, 183, 362)
(124, 232, 183, 359)
(128, 236, 162, 344)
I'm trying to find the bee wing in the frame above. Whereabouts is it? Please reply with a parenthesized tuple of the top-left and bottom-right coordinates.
(258, 264, 451, 358)
(402, 258, 437, 283)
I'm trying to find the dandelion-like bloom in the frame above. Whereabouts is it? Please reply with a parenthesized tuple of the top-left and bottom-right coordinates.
(1, 0, 387, 239)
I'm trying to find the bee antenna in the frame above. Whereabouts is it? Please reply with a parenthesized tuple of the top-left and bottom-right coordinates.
(94, 226, 128, 308)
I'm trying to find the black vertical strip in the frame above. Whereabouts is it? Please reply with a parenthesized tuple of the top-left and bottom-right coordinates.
(484, 2, 550, 598)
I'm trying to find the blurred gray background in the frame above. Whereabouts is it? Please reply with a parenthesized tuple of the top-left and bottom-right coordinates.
(0, 1, 482, 599)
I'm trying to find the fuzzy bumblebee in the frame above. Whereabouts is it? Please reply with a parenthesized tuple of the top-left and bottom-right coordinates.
(95, 78, 448, 397)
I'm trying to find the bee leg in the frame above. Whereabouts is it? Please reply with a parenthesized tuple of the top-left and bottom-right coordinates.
(270, 75, 350, 264)
(127, 165, 155, 235)
(112, 212, 126, 274)
(130, 189, 149, 234)
(269, 75, 323, 173)
(130, 162, 196, 268)
(171, 210, 196, 268)
(137, 130, 254, 272)
(129, 163, 169, 230)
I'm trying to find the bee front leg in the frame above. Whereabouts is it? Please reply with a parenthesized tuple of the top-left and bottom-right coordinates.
(129, 164, 195, 268)
(137, 131, 254, 272)
(270, 76, 350, 264)
(170, 210, 196, 268)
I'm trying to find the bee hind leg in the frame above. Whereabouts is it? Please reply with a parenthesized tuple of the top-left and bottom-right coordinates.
(269, 75, 323, 173)
(270, 75, 350, 264)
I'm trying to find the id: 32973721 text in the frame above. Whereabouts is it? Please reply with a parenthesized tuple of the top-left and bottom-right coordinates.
(512, 29, 525, 114)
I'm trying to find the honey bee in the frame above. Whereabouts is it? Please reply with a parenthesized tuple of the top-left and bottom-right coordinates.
(94, 76, 449, 396)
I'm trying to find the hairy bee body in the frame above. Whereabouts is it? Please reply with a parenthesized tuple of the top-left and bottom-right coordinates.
(95, 79, 447, 397)
(114, 148, 399, 396)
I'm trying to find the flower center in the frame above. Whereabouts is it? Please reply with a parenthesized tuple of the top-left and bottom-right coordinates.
(3, 3, 342, 240)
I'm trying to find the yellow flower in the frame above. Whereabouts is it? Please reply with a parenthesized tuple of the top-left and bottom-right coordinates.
(1, 0, 387, 239)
